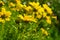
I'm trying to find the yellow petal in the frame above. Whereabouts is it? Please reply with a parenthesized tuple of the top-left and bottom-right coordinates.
(5, 18, 10, 21)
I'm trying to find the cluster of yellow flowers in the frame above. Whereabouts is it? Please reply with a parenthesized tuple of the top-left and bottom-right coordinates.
(0, 7, 11, 23)
(0, 0, 57, 37)
(8, 0, 57, 24)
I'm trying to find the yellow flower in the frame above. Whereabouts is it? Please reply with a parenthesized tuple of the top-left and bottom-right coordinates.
(29, 2, 40, 10)
(38, 7, 44, 12)
(16, 3, 23, 11)
(18, 14, 24, 19)
(5, 18, 10, 21)
(9, 2, 15, 7)
(38, 7, 45, 15)
(23, 5, 32, 11)
(46, 16, 50, 20)
(0, 7, 11, 23)
(4, 11, 11, 17)
(43, 4, 53, 15)
(1, 7, 6, 12)
(46, 16, 51, 24)
(1, 7, 11, 17)
(18, 14, 37, 23)
(10, 8, 16, 11)
(52, 16, 57, 20)
(15, 0, 21, 3)
(29, 2, 39, 7)
(37, 15, 42, 19)
(23, 14, 37, 23)
(41, 28, 49, 36)
(43, 12, 47, 18)
(36, 12, 42, 19)
(46, 19, 51, 24)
